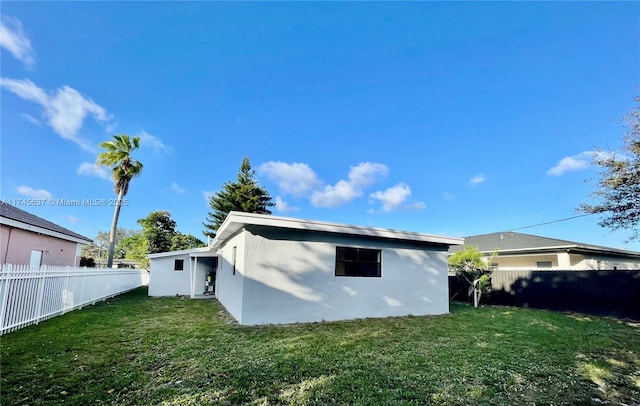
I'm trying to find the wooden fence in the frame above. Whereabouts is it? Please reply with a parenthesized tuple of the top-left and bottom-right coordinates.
(449, 269, 640, 319)
(0, 264, 149, 335)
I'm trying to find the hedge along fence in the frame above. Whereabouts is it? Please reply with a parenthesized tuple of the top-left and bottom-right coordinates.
(449, 269, 640, 320)
(0, 264, 149, 335)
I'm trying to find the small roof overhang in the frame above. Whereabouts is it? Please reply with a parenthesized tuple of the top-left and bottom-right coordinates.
(210, 211, 464, 250)
(147, 247, 215, 260)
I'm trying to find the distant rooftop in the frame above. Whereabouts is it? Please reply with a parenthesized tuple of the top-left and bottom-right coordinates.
(0, 203, 92, 243)
(452, 231, 640, 258)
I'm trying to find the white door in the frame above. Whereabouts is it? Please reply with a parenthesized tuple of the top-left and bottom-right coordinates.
(29, 250, 43, 268)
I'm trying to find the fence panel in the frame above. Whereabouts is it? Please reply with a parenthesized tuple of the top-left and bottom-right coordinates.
(0, 264, 149, 335)
(449, 269, 640, 319)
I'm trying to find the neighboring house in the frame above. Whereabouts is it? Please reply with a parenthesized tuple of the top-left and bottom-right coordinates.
(148, 211, 463, 325)
(452, 232, 640, 270)
(0, 203, 93, 267)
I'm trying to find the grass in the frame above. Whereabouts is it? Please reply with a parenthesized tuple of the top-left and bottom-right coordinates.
(1, 288, 639, 405)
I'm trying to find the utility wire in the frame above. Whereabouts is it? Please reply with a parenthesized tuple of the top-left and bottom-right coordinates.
(505, 213, 595, 232)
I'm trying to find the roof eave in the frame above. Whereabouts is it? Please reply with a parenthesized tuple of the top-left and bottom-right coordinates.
(210, 211, 464, 249)
(148, 247, 214, 259)
(0, 217, 92, 245)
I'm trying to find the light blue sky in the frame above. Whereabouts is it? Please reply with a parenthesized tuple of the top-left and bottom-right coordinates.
(1, 2, 638, 250)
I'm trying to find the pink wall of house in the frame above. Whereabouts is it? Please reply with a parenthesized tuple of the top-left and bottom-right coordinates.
(1, 225, 81, 267)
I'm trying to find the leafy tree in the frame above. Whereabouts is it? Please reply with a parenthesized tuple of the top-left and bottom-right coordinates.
(171, 232, 205, 251)
(117, 232, 149, 269)
(97, 134, 143, 268)
(580, 97, 640, 242)
(129, 211, 204, 266)
(449, 246, 495, 308)
(137, 210, 176, 254)
(81, 228, 134, 266)
(203, 157, 274, 237)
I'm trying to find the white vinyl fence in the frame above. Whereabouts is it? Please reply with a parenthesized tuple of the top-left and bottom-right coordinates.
(0, 264, 149, 335)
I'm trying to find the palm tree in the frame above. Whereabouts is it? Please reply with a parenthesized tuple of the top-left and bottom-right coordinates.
(97, 134, 143, 268)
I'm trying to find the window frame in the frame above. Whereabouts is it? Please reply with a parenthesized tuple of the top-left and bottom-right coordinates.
(232, 246, 237, 275)
(335, 246, 382, 278)
(174, 259, 184, 271)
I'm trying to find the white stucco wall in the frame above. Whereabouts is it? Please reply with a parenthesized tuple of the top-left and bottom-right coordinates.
(491, 253, 640, 270)
(577, 255, 640, 270)
(215, 231, 246, 323)
(148, 253, 192, 296)
(216, 226, 450, 325)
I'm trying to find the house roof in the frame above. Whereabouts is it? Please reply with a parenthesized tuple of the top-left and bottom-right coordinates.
(451, 231, 640, 259)
(210, 211, 464, 250)
(0, 203, 92, 244)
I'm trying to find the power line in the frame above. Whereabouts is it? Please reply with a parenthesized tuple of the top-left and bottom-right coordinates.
(505, 213, 595, 232)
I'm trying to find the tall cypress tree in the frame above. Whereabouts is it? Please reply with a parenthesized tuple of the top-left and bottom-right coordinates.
(203, 157, 274, 238)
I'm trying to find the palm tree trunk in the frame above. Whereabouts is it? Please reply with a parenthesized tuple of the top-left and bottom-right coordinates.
(106, 189, 125, 268)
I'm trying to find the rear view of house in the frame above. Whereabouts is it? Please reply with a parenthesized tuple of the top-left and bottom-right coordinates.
(211, 212, 463, 325)
(0, 203, 92, 267)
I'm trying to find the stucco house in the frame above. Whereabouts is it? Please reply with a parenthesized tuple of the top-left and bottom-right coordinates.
(1, 203, 93, 267)
(149, 211, 463, 325)
(452, 232, 640, 270)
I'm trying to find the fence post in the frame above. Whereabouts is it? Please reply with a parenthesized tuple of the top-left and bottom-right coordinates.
(79, 267, 87, 310)
(35, 265, 47, 324)
(0, 264, 13, 335)
(62, 266, 71, 314)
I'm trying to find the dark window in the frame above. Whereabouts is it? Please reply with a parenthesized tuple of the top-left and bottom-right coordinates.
(536, 261, 552, 268)
(174, 259, 184, 271)
(335, 247, 381, 277)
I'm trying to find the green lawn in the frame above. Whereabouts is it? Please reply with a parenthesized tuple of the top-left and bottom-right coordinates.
(1, 288, 638, 405)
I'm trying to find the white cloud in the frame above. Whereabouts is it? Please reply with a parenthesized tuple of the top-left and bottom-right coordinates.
(77, 162, 110, 180)
(0, 77, 112, 151)
(21, 113, 41, 126)
(546, 151, 603, 176)
(171, 182, 186, 194)
(202, 191, 216, 204)
(0, 15, 35, 69)
(48, 86, 110, 144)
(470, 174, 486, 185)
(0, 77, 46, 104)
(17, 185, 52, 200)
(443, 192, 455, 200)
(274, 196, 299, 213)
(258, 161, 322, 197)
(138, 130, 171, 155)
(369, 183, 426, 212)
(65, 215, 81, 224)
(370, 183, 411, 212)
(311, 162, 388, 208)
(406, 201, 427, 210)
